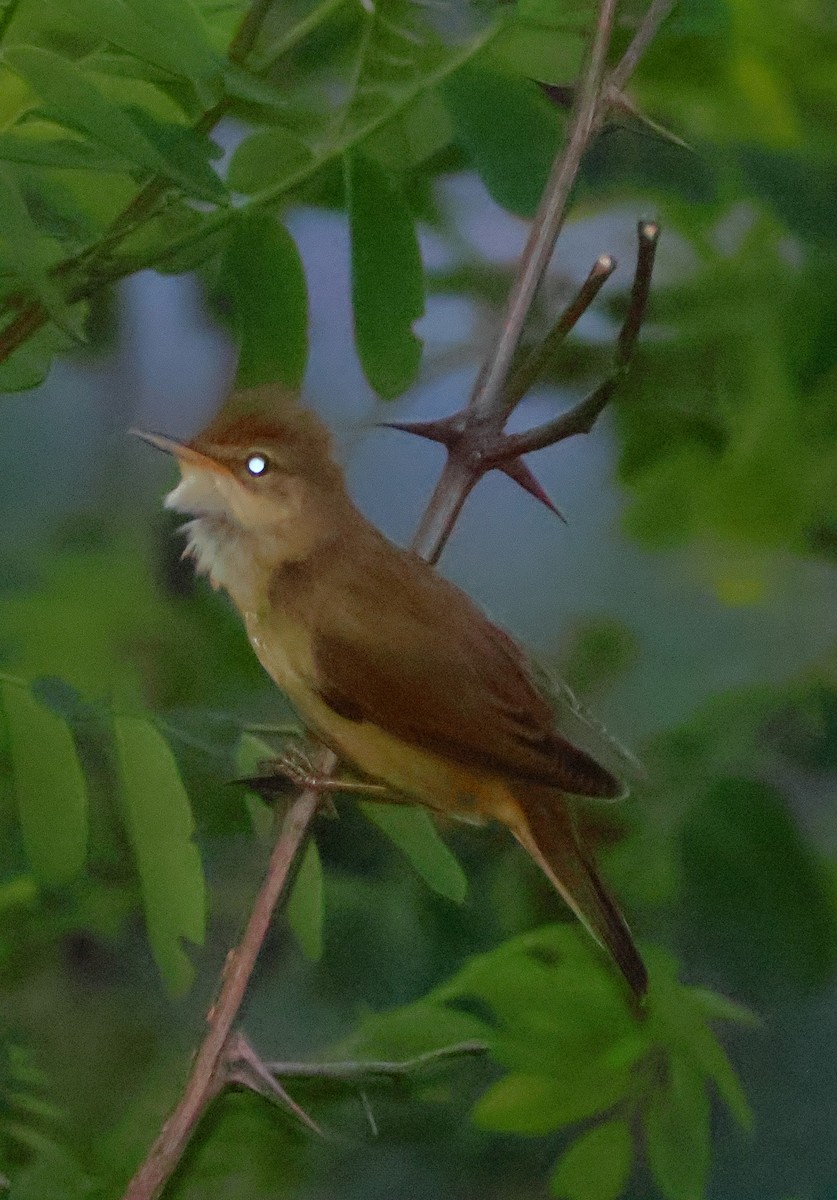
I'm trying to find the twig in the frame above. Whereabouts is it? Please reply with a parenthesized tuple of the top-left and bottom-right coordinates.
(616, 219, 659, 364)
(501, 253, 617, 417)
(122, 2, 668, 1196)
(410, 0, 619, 562)
(608, 0, 676, 94)
(407, 0, 670, 563)
(225, 1031, 325, 1136)
(265, 1041, 489, 1082)
(498, 222, 659, 457)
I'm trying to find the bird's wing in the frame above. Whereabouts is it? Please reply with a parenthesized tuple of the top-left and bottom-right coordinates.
(528, 663, 645, 788)
(309, 545, 622, 799)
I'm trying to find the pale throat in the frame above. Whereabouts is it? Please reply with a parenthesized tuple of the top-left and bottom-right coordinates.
(164, 466, 306, 612)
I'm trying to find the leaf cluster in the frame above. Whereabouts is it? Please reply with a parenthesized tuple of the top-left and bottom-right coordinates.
(0, 0, 605, 396)
(351, 925, 754, 1200)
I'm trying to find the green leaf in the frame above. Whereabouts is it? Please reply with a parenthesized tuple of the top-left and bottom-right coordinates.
(0, 681, 88, 887)
(0, 876, 39, 915)
(346, 152, 424, 399)
(688, 987, 759, 1027)
(493, 0, 588, 85)
(0, 337, 52, 392)
(4, 48, 224, 202)
(645, 1056, 711, 1200)
(0, 128, 126, 170)
(690, 1025, 753, 1130)
(222, 64, 288, 110)
(43, 0, 221, 82)
(117, 200, 230, 274)
(234, 730, 276, 779)
(0, 166, 74, 325)
(443, 64, 562, 218)
(226, 128, 313, 195)
(113, 715, 206, 996)
(474, 1065, 628, 1134)
(361, 802, 466, 903)
(218, 209, 308, 388)
(661, 0, 732, 37)
(435, 925, 633, 1060)
(738, 146, 837, 250)
(126, 107, 227, 203)
(287, 837, 324, 962)
(6, 46, 168, 168)
(351, 998, 490, 1062)
(550, 1120, 633, 1200)
(119, 0, 219, 74)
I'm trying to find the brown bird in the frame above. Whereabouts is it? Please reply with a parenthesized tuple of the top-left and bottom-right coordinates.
(135, 396, 647, 999)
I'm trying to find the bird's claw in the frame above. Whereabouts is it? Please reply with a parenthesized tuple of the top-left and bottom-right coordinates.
(266, 746, 331, 793)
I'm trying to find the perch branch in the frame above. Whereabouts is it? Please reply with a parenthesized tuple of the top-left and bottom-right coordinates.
(122, 776, 324, 1200)
(122, 1, 667, 1196)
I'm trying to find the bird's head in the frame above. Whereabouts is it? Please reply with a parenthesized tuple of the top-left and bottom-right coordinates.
(133, 407, 348, 598)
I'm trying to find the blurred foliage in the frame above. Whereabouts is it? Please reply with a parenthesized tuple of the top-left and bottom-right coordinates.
(0, 1043, 65, 1171)
(348, 928, 754, 1200)
(1, 0, 837, 1198)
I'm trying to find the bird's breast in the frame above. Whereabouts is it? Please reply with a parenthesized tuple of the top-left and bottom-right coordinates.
(244, 608, 314, 702)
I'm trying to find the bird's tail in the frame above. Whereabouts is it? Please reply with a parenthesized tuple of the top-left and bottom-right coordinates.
(513, 790, 648, 1001)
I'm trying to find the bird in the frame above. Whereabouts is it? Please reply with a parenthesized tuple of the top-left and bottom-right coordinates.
(134, 393, 647, 999)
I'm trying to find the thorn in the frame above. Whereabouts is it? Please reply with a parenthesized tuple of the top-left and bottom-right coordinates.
(605, 85, 694, 152)
(379, 417, 463, 450)
(227, 1033, 325, 1138)
(536, 81, 574, 110)
(498, 456, 567, 522)
(536, 80, 692, 152)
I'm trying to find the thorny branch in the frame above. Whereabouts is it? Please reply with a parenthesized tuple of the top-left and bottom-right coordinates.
(121, 1, 670, 1196)
(409, 0, 672, 561)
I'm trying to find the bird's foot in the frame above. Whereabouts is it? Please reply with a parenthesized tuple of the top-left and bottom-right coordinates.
(238, 746, 390, 804)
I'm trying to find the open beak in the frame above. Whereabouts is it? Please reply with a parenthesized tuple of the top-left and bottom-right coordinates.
(130, 428, 228, 473)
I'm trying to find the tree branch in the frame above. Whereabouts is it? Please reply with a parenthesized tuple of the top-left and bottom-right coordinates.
(468, 0, 619, 427)
(406, 0, 669, 563)
(121, 1, 668, 1195)
(122, 778, 324, 1200)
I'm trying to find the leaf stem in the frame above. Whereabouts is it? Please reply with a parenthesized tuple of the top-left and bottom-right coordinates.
(265, 1040, 489, 1081)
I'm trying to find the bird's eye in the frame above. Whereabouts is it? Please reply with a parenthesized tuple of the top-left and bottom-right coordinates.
(245, 453, 270, 478)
